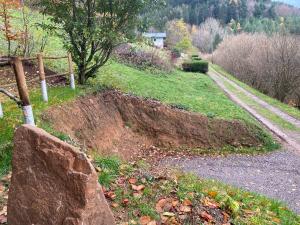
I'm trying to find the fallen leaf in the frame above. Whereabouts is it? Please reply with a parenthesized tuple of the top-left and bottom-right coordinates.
(160, 215, 168, 223)
(172, 200, 179, 207)
(187, 192, 194, 198)
(129, 220, 137, 224)
(183, 199, 192, 206)
(95, 166, 102, 172)
(133, 192, 142, 198)
(106, 191, 116, 200)
(131, 184, 145, 191)
(0, 185, 5, 194)
(156, 199, 167, 213)
(147, 221, 156, 225)
(111, 203, 119, 208)
(0, 215, 7, 224)
(200, 211, 213, 222)
(208, 191, 218, 198)
(122, 198, 129, 206)
(179, 205, 191, 213)
(0, 207, 7, 216)
(139, 216, 151, 225)
(271, 218, 281, 223)
(128, 178, 137, 184)
(242, 209, 255, 216)
(202, 197, 219, 209)
(162, 212, 175, 217)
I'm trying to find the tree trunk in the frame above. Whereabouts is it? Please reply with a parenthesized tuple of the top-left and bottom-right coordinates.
(78, 64, 86, 85)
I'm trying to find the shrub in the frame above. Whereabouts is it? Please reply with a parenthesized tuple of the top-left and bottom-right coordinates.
(113, 43, 173, 72)
(191, 54, 199, 58)
(171, 47, 181, 58)
(182, 60, 209, 73)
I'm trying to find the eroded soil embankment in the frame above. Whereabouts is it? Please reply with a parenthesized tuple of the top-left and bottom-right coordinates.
(44, 90, 262, 159)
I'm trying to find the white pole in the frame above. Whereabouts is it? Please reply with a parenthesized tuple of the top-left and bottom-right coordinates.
(22, 105, 35, 125)
(41, 79, 48, 102)
(38, 53, 48, 102)
(0, 102, 3, 118)
(70, 73, 76, 90)
(68, 53, 76, 90)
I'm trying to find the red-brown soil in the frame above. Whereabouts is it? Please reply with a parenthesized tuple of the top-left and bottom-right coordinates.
(44, 90, 262, 160)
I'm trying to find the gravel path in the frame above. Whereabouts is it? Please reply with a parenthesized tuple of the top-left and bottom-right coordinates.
(162, 69, 300, 214)
(210, 69, 300, 129)
(163, 146, 300, 214)
(208, 70, 300, 151)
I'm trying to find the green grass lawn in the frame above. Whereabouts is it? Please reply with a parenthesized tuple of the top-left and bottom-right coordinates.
(211, 64, 300, 120)
(94, 61, 260, 123)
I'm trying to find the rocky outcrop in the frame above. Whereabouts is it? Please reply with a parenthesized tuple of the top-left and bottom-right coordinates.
(8, 125, 116, 225)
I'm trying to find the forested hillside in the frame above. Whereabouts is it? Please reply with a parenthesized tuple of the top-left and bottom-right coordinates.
(144, 0, 300, 33)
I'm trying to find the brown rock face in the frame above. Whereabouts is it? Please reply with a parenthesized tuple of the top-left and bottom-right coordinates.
(8, 125, 116, 225)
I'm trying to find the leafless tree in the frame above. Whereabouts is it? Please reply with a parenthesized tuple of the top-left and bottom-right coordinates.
(191, 18, 226, 53)
(213, 33, 300, 107)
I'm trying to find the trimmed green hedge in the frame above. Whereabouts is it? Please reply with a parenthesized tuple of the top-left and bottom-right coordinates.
(192, 57, 202, 61)
(182, 60, 209, 73)
(191, 55, 202, 61)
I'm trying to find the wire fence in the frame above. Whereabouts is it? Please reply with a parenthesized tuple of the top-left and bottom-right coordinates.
(0, 53, 76, 124)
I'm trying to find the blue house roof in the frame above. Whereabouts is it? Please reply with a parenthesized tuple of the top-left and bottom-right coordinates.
(143, 33, 167, 38)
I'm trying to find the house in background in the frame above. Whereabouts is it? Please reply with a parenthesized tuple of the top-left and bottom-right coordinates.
(143, 32, 166, 48)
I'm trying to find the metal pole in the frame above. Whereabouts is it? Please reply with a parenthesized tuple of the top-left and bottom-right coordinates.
(68, 53, 76, 90)
(12, 57, 35, 126)
(37, 53, 48, 102)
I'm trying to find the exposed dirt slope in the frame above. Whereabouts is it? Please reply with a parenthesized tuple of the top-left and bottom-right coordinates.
(44, 90, 262, 159)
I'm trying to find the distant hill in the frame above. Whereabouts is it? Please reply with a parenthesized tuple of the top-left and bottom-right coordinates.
(273, 1, 300, 16)
(143, 0, 300, 30)
(274, 0, 300, 8)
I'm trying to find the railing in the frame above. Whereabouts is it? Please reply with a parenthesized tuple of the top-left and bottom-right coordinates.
(0, 53, 76, 125)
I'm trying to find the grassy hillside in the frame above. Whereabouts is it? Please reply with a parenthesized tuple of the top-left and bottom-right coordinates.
(93, 61, 278, 150)
(0, 10, 68, 73)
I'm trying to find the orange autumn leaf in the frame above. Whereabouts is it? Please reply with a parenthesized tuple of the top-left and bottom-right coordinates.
(131, 184, 145, 191)
(139, 216, 151, 225)
(128, 178, 137, 184)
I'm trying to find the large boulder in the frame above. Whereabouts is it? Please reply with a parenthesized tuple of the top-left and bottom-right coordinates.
(8, 125, 116, 225)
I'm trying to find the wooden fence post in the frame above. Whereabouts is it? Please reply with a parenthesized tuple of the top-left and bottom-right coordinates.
(68, 53, 76, 90)
(12, 57, 35, 126)
(37, 53, 48, 102)
(0, 102, 3, 118)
